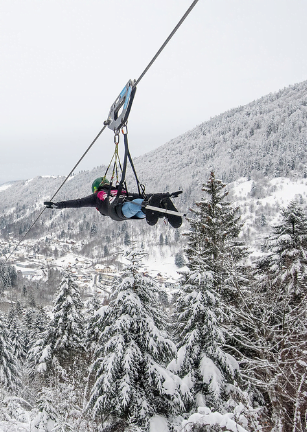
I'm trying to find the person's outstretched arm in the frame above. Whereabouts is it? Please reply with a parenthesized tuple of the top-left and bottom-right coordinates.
(45, 194, 98, 209)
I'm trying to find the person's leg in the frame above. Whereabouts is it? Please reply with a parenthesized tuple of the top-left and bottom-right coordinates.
(145, 194, 164, 226)
(146, 194, 182, 228)
(160, 196, 182, 228)
(121, 199, 145, 219)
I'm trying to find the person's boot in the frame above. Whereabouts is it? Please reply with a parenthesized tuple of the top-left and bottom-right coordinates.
(145, 209, 159, 225)
(145, 195, 159, 225)
(144, 194, 165, 225)
(160, 197, 182, 228)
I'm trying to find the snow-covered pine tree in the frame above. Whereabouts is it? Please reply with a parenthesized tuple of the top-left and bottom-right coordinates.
(7, 312, 26, 363)
(185, 171, 247, 305)
(171, 268, 240, 413)
(185, 173, 255, 370)
(0, 312, 20, 391)
(171, 172, 258, 426)
(183, 172, 251, 349)
(0, 263, 11, 293)
(174, 251, 185, 268)
(87, 249, 185, 429)
(32, 383, 94, 431)
(85, 293, 105, 361)
(259, 200, 307, 295)
(29, 269, 85, 380)
(23, 307, 40, 354)
(32, 307, 49, 340)
(23, 307, 50, 349)
(32, 387, 58, 431)
(0, 263, 18, 293)
(250, 200, 307, 430)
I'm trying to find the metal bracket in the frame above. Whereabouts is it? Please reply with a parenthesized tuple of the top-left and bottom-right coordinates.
(104, 79, 137, 132)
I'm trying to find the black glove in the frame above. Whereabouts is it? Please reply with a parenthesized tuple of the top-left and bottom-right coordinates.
(170, 190, 183, 198)
(44, 201, 59, 209)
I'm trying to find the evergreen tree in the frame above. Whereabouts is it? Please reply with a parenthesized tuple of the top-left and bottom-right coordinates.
(30, 270, 85, 379)
(0, 263, 11, 292)
(250, 200, 307, 430)
(8, 265, 17, 287)
(172, 259, 240, 413)
(33, 307, 49, 338)
(260, 200, 307, 295)
(23, 307, 40, 352)
(7, 313, 26, 362)
(7, 303, 25, 355)
(32, 384, 92, 431)
(90, 223, 98, 237)
(174, 252, 185, 268)
(185, 171, 246, 303)
(124, 231, 130, 246)
(32, 387, 58, 431)
(0, 312, 20, 391)
(85, 294, 105, 359)
(87, 249, 185, 429)
(172, 172, 253, 419)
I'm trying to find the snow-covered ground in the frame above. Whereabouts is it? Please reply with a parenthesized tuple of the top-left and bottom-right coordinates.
(0, 183, 14, 192)
(0, 409, 249, 432)
(182, 406, 248, 432)
(141, 248, 182, 282)
(232, 176, 307, 216)
(230, 176, 307, 247)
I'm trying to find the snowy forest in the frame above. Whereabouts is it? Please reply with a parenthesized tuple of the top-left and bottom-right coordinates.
(0, 171, 306, 431)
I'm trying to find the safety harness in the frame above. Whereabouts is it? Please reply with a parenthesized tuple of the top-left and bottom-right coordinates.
(99, 80, 146, 220)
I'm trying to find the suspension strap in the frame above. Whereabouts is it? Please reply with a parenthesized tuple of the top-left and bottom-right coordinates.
(116, 129, 129, 198)
(123, 131, 144, 197)
(116, 126, 144, 198)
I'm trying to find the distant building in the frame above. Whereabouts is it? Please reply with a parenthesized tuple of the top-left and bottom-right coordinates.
(95, 265, 116, 274)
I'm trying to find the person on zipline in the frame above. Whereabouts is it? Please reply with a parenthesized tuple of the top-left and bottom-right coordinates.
(44, 177, 182, 228)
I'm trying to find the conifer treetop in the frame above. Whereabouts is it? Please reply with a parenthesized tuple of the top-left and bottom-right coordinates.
(87, 248, 186, 427)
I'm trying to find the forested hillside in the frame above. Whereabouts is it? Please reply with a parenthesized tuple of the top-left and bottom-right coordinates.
(135, 79, 307, 202)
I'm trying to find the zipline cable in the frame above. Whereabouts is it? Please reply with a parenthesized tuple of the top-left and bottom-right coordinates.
(4, 0, 200, 262)
(48, 0, 200, 202)
(50, 125, 108, 202)
(134, 0, 199, 87)
(4, 125, 107, 262)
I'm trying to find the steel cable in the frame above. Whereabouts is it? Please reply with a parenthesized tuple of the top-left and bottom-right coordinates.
(135, 0, 199, 87)
(4, 0, 199, 261)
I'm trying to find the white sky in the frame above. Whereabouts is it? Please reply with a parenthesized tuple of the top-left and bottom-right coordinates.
(1, 0, 307, 184)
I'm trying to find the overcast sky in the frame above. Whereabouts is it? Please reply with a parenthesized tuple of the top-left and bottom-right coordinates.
(1, 0, 307, 184)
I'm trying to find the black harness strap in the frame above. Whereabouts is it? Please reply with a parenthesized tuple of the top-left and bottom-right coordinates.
(126, 137, 143, 197)
(116, 132, 129, 198)
(116, 131, 145, 199)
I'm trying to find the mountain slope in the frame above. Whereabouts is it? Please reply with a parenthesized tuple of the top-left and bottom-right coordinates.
(133, 79, 307, 202)
(1, 80, 306, 251)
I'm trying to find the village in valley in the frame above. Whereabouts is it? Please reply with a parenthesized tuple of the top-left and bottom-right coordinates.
(0, 234, 180, 314)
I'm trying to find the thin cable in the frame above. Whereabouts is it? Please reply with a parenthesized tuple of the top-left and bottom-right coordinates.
(5, 208, 47, 263)
(4, 124, 107, 263)
(5, 0, 200, 260)
(134, 0, 200, 87)
(50, 124, 107, 201)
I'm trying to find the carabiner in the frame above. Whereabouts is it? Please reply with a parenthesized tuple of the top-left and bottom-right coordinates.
(114, 133, 120, 145)
(122, 124, 128, 135)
